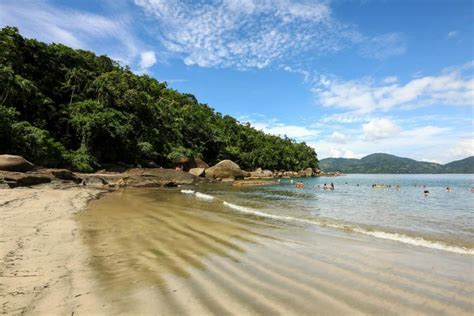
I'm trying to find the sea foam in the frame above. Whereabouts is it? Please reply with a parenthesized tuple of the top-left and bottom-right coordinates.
(192, 191, 474, 255)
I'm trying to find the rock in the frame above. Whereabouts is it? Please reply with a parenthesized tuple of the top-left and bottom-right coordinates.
(126, 168, 197, 185)
(195, 158, 209, 169)
(303, 167, 313, 177)
(174, 157, 197, 171)
(0, 155, 35, 172)
(205, 160, 243, 180)
(233, 180, 278, 187)
(80, 176, 108, 186)
(0, 171, 52, 187)
(50, 169, 81, 183)
(189, 168, 205, 177)
(249, 169, 273, 179)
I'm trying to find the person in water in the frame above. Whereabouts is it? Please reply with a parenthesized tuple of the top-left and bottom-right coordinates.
(323, 183, 328, 190)
(446, 187, 452, 192)
(330, 183, 335, 190)
(424, 190, 430, 196)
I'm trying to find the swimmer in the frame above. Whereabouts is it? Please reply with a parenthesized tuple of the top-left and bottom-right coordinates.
(424, 190, 430, 196)
(330, 182, 335, 190)
(446, 187, 451, 192)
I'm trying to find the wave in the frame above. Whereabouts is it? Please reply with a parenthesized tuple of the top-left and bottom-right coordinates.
(182, 191, 474, 255)
(195, 192, 216, 201)
(180, 189, 195, 194)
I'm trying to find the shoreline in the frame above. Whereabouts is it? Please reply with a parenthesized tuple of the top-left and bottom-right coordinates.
(1, 186, 473, 315)
(0, 186, 105, 315)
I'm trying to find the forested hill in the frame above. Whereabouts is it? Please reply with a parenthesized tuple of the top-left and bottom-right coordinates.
(0, 27, 318, 172)
(320, 154, 474, 174)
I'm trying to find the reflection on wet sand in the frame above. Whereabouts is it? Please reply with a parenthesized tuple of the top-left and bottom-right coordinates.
(78, 189, 474, 315)
(77, 189, 277, 310)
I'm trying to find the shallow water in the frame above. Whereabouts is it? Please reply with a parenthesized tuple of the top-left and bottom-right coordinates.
(77, 188, 474, 315)
(197, 174, 474, 253)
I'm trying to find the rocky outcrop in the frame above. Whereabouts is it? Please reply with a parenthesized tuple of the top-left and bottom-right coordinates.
(205, 160, 243, 180)
(49, 169, 82, 183)
(189, 167, 205, 177)
(0, 155, 35, 172)
(126, 168, 197, 185)
(233, 180, 278, 187)
(0, 171, 52, 188)
(248, 168, 273, 179)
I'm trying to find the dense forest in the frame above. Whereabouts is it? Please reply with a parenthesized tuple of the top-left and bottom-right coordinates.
(320, 154, 474, 174)
(0, 27, 318, 172)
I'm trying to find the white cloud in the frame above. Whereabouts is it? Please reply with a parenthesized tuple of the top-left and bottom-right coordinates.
(328, 131, 348, 143)
(139, 51, 157, 69)
(0, 0, 146, 68)
(362, 118, 400, 140)
(134, 0, 405, 69)
(314, 63, 474, 113)
(251, 121, 320, 139)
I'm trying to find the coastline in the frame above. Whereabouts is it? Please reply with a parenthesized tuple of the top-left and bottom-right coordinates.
(1, 186, 473, 315)
(0, 186, 105, 315)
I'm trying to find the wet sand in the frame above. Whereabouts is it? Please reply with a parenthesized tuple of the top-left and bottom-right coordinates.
(1, 188, 473, 315)
(77, 189, 473, 315)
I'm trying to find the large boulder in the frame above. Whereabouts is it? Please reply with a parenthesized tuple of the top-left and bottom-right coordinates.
(195, 158, 209, 169)
(0, 155, 35, 172)
(205, 160, 243, 180)
(189, 167, 205, 177)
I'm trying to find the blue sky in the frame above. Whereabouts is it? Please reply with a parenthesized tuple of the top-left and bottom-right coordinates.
(1, 0, 473, 163)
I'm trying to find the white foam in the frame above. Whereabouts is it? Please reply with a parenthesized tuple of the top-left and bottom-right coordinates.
(180, 189, 195, 195)
(195, 192, 215, 201)
(189, 192, 474, 255)
(221, 202, 474, 255)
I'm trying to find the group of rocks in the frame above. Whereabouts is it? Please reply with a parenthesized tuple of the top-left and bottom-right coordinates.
(0, 154, 324, 189)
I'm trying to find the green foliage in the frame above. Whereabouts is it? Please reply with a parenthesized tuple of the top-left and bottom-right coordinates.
(67, 145, 95, 173)
(10, 121, 67, 167)
(0, 105, 18, 151)
(0, 26, 319, 171)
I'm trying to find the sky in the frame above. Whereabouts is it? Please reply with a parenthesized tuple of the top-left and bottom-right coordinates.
(0, 0, 473, 163)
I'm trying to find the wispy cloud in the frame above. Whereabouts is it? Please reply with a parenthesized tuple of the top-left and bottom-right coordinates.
(134, 0, 405, 69)
(0, 0, 148, 69)
(313, 62, 474, 113)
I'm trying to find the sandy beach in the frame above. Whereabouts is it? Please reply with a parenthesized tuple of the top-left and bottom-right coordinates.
(1, 187, 473, 315)
(0, 187, 105, 315)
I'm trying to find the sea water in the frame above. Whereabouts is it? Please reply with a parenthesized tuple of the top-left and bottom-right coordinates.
(193, 174, 474, 254)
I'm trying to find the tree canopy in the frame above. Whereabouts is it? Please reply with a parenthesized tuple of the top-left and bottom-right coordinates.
(0, 27, 318, 172)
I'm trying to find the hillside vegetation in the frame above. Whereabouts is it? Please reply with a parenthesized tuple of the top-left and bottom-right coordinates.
(0, 27, 318, 172)
(320, 154, 474, 174)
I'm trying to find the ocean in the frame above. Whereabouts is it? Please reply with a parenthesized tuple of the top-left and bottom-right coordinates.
(195, 174, 474, 254)
(76, 176, 474, 314)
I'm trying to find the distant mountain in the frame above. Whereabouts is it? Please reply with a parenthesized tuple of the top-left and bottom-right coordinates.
(319, 153, 474, 174)
(443, 156, 474, 174)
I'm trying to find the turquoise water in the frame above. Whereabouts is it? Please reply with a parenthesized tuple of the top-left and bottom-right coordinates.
(192, 174, 474, 254)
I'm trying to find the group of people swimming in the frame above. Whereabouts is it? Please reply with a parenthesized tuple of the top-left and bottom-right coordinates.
(291, 181, 472, 194)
